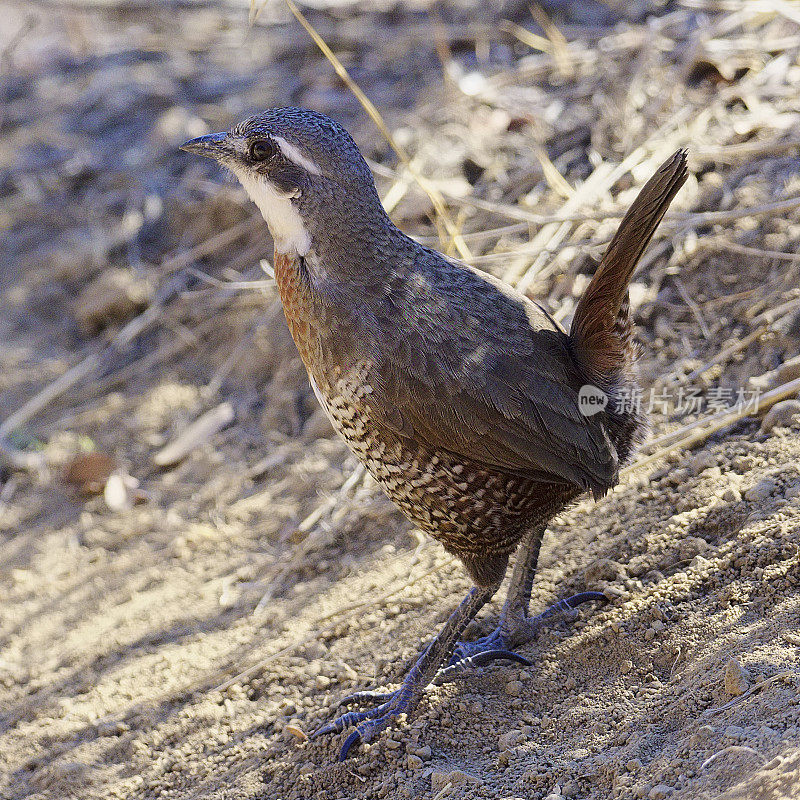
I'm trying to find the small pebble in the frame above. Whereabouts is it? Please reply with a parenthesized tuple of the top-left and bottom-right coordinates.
(430, 770, 482, 791)
(650, 784, 673, 799)
(411, 744, 431, 760)
(724, 658, 749, 696)
(777, 356, 800, 384)
(584, 558, 624, 583)
(315, 675, 331, 690)
(689, 451, 716, 474)
(336, 662, 358, 681)
(95, 719, 129, 736)
(407, 755, 423, 770)
(384, 738, 403, 750)
(498, 729, 523, 751)
(722, 487, 741, 502)
(104, 472, 132, 511)
(64, 452, 116, 495)
(692, 554, 712, 570)
(505, 680, 523, 696)
(724, 725, 746, 740)
(562, 779, 578, 797)
(284, 723, 307, 742)
(761, 400, 800, 433)
(744, 478, 777, 503)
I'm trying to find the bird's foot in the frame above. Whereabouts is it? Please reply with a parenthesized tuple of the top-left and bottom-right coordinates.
(311, 585, 499, 760)
(436, 591, 606, 683)
(311, 684, 414, 761)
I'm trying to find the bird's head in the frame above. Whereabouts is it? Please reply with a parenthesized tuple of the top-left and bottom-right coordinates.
(181, 108, 388, 258)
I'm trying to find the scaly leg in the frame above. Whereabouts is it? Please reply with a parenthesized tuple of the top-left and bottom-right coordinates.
(311, 584, 498, 760)
(437, 526, 605, 680)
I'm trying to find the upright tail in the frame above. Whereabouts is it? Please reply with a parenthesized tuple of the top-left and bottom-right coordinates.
(570, 150, 688, 383)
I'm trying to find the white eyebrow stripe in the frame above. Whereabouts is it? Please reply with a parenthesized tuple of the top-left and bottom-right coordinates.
(273, 135, 322, 176)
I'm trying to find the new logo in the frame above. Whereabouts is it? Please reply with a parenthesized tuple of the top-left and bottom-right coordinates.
(578, 384, 608, 416)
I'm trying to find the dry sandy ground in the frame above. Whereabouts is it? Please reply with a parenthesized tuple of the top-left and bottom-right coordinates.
(3, 2, 800, 799)
(4, 409, 800, 800)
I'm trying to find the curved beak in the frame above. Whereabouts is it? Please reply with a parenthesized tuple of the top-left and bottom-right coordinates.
(180, 132, 234, 160)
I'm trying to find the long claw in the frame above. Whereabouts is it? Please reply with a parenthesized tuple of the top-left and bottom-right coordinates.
(311, 707, 379, 739)
(531, 590, 607, 622)
(339, 730, 362, 761)
(435, 648, 532, 684)
(311, 716, 349, 739)
(337, 689, 395, 708)
(312, 692, 412, 758)
(469, 649, 532, 668)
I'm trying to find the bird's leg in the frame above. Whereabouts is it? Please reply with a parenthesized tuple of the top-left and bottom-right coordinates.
(311, 584, 498, 760)
(496, 523, 547, 641)
(438, 526, 606, 680)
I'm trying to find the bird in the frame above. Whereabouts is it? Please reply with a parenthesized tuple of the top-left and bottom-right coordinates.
(181, 108, 688, 760)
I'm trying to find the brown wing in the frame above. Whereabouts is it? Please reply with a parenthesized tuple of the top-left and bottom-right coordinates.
(355, 152, 688, 495)
(360, 259, 619, 496)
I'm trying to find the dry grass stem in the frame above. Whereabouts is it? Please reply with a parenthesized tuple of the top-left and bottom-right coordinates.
(629, 376, 800, 474)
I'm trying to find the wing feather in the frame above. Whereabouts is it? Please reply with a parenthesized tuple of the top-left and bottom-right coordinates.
(358, 256, 619, 495)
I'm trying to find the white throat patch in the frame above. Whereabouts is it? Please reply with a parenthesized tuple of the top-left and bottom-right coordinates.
(232, 167, 311, 256)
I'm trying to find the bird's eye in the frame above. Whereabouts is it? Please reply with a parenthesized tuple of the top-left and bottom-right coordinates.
(249, 139, 278, 162)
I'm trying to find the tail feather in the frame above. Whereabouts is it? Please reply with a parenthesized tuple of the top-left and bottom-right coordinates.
(570, 149, 688, 382)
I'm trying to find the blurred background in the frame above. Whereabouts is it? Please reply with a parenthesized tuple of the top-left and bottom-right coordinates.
(2, 2, 800, 799)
